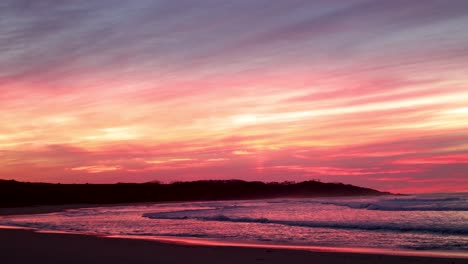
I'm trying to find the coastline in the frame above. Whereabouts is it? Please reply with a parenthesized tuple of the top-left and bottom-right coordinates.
(0, 203, 157, 216)
(1, 204, 467, 263)
(1, 228, 467, 264)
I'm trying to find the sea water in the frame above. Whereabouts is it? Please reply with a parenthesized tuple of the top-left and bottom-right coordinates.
(1, 193, 467, 256)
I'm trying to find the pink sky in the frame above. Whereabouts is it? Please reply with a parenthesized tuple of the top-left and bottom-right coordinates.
(1, 1, 468, 193)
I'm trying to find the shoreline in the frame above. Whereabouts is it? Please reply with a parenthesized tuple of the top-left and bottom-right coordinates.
(106, 234, 468, 259)
(1, 228, 467, 264)
(0, 202, 161, 216)
(1, 204, 467, 263)
(2, 225, 467, 260)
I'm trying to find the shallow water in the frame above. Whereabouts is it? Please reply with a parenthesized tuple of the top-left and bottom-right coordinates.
(1, 193, 467, 255)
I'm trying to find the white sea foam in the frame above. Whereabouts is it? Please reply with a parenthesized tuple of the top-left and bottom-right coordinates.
(318, 194, 468, 211)
(143, 213, 468, 235)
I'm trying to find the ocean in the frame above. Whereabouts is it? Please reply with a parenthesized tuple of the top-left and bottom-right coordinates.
(1, 193, 467, 257)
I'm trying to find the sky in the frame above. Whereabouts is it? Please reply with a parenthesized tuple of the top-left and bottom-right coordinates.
(1, 0, 468, 193)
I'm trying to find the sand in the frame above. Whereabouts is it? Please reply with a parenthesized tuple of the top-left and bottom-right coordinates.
(0, 203, 156, 216)
(1, 205, 467, 264)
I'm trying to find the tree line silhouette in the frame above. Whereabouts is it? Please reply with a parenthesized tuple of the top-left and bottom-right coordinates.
(0, 179, 389, 207)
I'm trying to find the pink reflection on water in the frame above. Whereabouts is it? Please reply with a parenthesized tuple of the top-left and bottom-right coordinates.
(106, 234, 468, 259)
(1, 197, 467, 258)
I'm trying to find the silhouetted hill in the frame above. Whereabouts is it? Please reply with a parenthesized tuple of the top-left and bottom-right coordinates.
(0, 179, 390, 208)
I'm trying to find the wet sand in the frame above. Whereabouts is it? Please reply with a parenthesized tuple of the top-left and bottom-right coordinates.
(2, 229, 467, 264)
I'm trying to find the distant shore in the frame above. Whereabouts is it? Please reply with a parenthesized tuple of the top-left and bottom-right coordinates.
(0, 179, 390, 208)
(1, 204, 467, 264)
(0, 203, 154, 216)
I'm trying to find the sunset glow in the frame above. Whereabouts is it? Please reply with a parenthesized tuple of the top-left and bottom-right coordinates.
(1, 1, 468, 193)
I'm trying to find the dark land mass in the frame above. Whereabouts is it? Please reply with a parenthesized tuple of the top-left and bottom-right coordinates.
(0, 179, 390, 208)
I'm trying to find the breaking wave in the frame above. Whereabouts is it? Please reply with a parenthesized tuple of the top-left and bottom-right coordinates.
(319, 196, 468, 211)
(143, 213, 468, 235)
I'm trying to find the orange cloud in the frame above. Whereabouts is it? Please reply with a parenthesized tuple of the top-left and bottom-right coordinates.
(1, 1, 468, 193)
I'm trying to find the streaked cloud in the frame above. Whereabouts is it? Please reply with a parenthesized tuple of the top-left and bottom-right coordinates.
(1, 0, 467, 192)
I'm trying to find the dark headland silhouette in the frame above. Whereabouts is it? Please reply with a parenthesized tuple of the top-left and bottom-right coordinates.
(0, 179, 390, 208)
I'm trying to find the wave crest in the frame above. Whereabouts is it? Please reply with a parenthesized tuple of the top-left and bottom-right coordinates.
(143, 213, 468, 235)
(319, 196, 468, 211)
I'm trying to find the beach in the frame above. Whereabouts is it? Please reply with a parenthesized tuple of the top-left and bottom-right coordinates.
(2, 228, 468, 264)
(1, 205, 467, 264)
